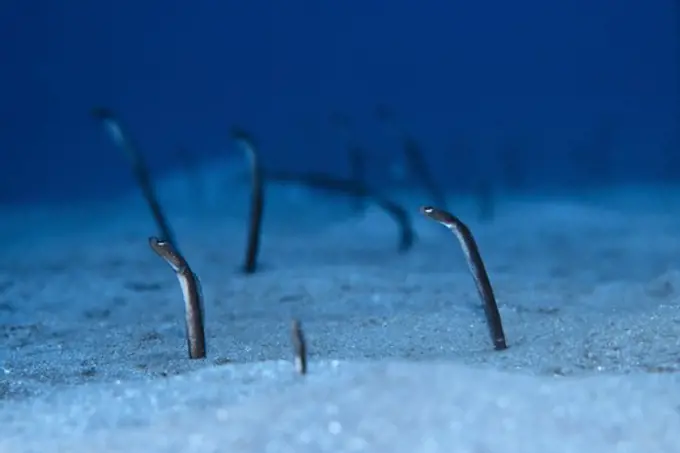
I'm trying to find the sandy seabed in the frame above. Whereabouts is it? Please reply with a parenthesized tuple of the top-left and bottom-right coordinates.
(1, 169, 680, 452)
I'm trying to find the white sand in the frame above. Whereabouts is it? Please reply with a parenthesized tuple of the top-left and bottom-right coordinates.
(1, 162, 680, 452)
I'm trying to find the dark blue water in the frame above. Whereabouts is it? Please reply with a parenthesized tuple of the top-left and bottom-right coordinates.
(0, 0, 676, 203)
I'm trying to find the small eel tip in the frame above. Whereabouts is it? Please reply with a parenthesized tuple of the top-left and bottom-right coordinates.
(231, 126, 252, 143)
(420, 206, 455, 226)
(420, 205, 445, 222)
(91, 107, 113, 120)
(148, 236, 177, 264)
(148, 236, 163, 249)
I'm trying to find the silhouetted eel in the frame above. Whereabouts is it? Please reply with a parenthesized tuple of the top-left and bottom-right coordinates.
(149, 236, 206, 359)
(176, 145, 203, 204)
(231, 127, 264, 274)
(374, 104, 447, 209)
(91, 108, 177, 248)
(329, 112, 368, 213)
(476, 180, 495, 223)
(348, 145, 367, 213)
(291, 319, 307, 375)
(403, 137, 447, 209)
(420, 206, 507, 350)
(266, 170, 415, 252)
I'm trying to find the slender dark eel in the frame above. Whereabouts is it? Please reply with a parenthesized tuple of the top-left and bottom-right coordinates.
(290, 319, 307, 375)
(149, 236, 206, 359)
(420, 206, 507, 350)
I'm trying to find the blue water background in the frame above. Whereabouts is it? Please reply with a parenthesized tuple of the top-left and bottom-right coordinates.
(0, 0, 676, 203)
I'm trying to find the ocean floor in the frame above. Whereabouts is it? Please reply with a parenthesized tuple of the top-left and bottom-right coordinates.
(1, 166, 680, 452)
